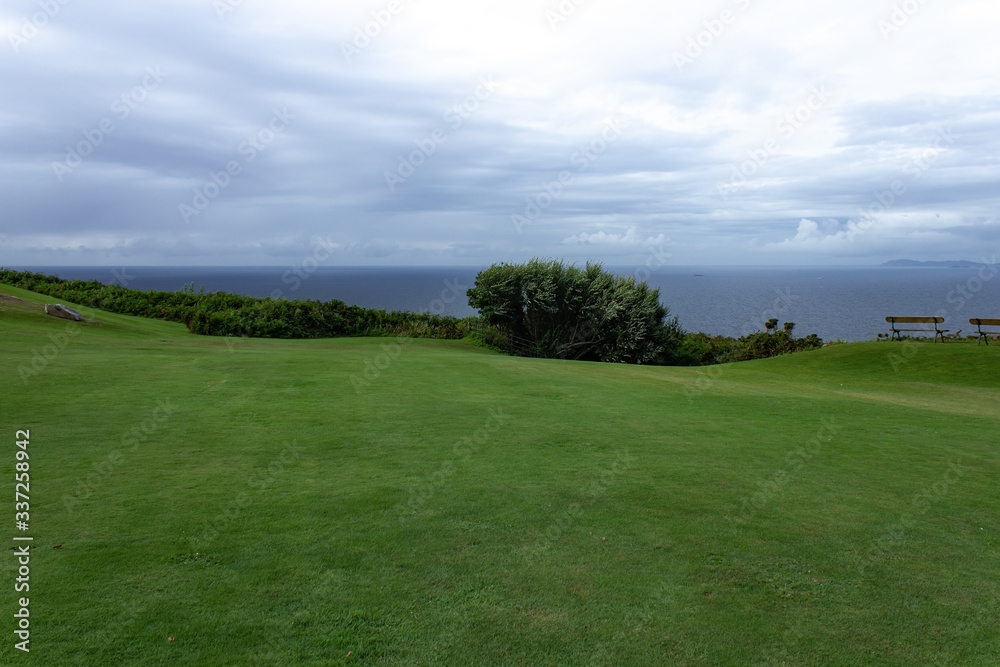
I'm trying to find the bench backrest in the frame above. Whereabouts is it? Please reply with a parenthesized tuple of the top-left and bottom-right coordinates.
(885, 316, 944, 324)
(970, 318, 1000, 326)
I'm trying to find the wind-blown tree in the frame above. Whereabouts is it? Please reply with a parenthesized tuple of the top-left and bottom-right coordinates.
(592, 274, 677, 364)
(467, 259, 681, 364)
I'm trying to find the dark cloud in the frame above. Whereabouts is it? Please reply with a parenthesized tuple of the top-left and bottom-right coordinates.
(2, 0, 999, 266)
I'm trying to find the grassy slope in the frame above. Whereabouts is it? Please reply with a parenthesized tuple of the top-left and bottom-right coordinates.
(1, 284, 998, 665)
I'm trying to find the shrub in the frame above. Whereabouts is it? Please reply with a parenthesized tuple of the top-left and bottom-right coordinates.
(467, 259, 681, 364)
(0, 268, 467, 342)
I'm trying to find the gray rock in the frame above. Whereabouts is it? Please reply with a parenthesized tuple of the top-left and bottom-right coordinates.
(45, 304, 82, 321)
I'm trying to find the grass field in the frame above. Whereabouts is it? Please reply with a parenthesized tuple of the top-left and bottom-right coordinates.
(2, 283, 998, 665)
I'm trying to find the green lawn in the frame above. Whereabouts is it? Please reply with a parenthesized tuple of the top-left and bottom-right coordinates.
(2, 284, 998, 665)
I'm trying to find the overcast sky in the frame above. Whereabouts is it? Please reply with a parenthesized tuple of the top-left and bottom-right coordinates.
(2, 0, 998, 267)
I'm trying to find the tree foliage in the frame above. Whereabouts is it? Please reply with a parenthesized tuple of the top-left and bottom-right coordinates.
(466, 259, 681, 364)
(0, 268, 466, 341)
(676, 322, 823, 365)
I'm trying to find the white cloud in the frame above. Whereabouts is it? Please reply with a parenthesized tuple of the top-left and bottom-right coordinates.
(563, 227, 668, 248)
(1, 0, 1000, 266)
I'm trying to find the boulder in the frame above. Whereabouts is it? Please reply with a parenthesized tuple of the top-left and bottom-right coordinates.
(45, 304, 82, 321)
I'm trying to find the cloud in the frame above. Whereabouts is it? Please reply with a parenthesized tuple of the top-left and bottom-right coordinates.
(2, 0, 1000, 266)
(563, 227, 667, 248)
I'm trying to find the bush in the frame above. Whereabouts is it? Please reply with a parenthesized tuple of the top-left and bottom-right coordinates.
(673, 322, 823, 365)
(1, 268, 825, 363)
(467, 259, 681, 364)
(0, 268, 467, 342)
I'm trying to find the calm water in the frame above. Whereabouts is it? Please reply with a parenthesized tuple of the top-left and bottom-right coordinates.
(11, 265, 1000, 342)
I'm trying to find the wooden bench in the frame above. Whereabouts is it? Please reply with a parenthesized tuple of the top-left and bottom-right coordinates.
(885, 316, 948, 342)
(970, 318, 1000, 346)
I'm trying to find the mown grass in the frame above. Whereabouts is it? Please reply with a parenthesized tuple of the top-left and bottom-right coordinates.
(1, 284, 998, 665)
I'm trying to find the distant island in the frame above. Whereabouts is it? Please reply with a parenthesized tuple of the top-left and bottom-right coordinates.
(881, 259, 999, 269)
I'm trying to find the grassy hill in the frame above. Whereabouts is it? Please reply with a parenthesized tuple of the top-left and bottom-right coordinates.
(2, 284, 998, 665)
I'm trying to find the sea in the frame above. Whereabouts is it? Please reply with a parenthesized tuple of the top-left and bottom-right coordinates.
(9, 265, 1000, 343)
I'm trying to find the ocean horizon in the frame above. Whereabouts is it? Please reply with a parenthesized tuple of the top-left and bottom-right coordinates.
(8, 264, 999, 343)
